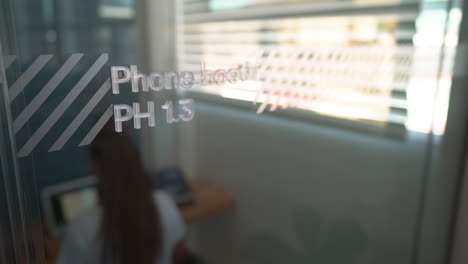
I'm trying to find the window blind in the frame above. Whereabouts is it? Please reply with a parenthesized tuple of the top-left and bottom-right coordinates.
(175, 0, 455, 131)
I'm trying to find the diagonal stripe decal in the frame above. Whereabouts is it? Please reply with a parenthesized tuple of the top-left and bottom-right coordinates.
(17, 54, 108, 157)
(13, 54, 83, 134)
(9, 55, 53, 102)
(79, 106, 113, 147)
(49, 78, 111, 152)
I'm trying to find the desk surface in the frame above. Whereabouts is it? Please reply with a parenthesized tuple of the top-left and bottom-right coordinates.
(182, 179, 236, 224)
(39, 178, 235, 263)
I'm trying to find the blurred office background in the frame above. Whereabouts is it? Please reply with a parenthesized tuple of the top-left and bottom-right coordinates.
(1, 0, 468, 263)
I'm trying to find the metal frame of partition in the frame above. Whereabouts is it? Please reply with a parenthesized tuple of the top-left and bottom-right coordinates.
(0, 0, 48, 262)
(418, 0, 468, 261)
(0, 5, 31, 264)
(449, 0, 468, 260)
(451, 149, 468, 264)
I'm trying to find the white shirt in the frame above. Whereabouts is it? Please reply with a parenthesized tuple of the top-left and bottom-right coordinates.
(57, 191, 186, 264)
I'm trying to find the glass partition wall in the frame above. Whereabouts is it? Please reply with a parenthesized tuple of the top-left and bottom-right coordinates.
(0, 0, 468, 263)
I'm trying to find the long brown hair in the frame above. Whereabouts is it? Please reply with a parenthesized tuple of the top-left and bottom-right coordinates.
(89, 120, 161, 264)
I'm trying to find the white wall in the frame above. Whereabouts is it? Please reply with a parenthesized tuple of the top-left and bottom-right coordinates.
(177, 101, 442, 264)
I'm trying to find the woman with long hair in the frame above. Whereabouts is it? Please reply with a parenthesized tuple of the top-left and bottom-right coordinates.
(58, 120, 186, 264)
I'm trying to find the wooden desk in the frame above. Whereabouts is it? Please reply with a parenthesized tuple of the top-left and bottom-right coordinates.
(39, 179, 235, 263)
(182, 179, 236, 224)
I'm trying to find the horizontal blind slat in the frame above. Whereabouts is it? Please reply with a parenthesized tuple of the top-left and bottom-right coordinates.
(182, 1, 420, 23)
(177, 0, 423, 126)
(179, 13, 417, 33)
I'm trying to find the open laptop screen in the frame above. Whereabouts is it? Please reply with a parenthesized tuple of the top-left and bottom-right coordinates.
(50, 186, 98, 226)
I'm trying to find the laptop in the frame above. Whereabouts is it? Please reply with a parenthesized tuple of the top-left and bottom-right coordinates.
(41, 169, 192, 239)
